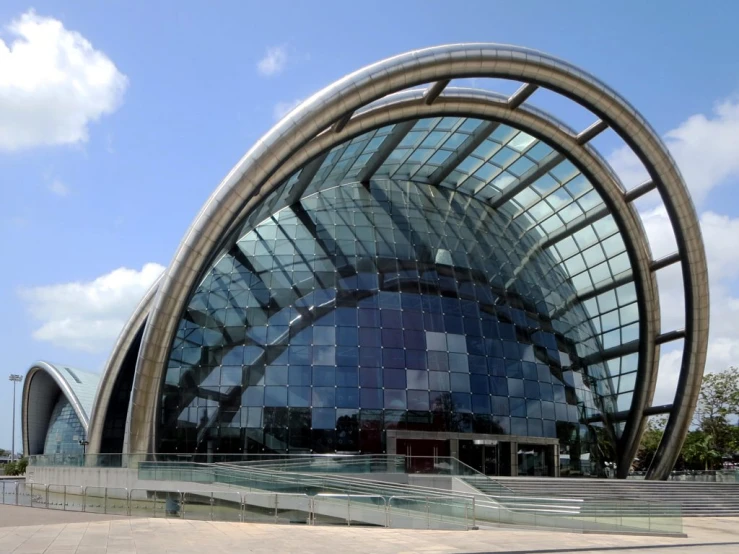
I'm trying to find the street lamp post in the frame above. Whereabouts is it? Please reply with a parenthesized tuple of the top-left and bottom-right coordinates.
(8, 374, 23, 462)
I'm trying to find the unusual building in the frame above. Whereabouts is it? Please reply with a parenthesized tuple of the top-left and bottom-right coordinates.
(21, 44, 709, 480)
(22, 363, 99, 457)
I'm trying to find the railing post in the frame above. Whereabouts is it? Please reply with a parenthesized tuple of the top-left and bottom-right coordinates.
(82, 486, 87, 512)
(274, 494, 279, 524)
(472, 496, 476, 529)
(104, 487, 108, 515)
(383, 497, 389, 528)
(210, 493, 214, 521)
(426, 497, 430, 529)
(347, 495, 351, 526)
(63, 486, 67, 511)
(45, 484, 49, 509)
(127, 489, 131, 517)
(14, 482, 18, 506)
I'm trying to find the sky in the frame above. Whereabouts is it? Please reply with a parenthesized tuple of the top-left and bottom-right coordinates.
(1, 1, 739, 453)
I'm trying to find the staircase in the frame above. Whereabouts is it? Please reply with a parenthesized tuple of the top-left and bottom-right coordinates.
(493, 477, 739, 517)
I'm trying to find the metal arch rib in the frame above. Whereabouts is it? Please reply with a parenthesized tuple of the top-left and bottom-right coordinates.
(131, 88, 660, 479)
(283, 152, 330, 206)
(550, 271, 634, 320)
(130, 45, 706, 481)
(508, 83, 539, 109)
(357, 120, 416, 184)
(21, 361, 91, 456)
(86, 275, 161, 457)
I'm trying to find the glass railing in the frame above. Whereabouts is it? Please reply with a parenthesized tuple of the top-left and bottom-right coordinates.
(0, 481, 473, 529)
(138, 460, 682, 535)
(27, 453, 683, 535)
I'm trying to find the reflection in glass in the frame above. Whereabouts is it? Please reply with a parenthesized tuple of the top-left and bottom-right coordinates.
(162, 116, 642, 477)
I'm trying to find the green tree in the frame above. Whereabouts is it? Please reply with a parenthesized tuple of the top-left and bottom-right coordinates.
(682, 431, 721, 470)
(633, 416, 666, 472)
(2, 458, 28, 476)
(15, 457, 28, 475)
(693, 367, 739, 465)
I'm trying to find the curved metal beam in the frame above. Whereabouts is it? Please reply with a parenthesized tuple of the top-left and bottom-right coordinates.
(22, 361, 90, 456)
(130, 45, 706, 482)
(87, 275, 161, 457)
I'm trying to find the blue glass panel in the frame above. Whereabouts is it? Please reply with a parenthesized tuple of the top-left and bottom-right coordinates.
(288, 387, 311, 407)
(163, 175, 625, 467)
(312, 387, 336, 408)
(336, 388, 359, 409)
(384, 368, 406, 389)
(289, 366, 311, 386)
(312, 408, 336, 429)
(360, 388, 383, 409)
(264, 386, 287, 407)
(384, 390, 407, 410)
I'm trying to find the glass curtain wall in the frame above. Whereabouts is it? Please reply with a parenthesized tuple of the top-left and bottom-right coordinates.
(161, 177, 622, 473)
(43, 395, 85, 455)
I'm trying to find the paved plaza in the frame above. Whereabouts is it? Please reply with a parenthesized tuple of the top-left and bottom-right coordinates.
(0, 506, 738, 553)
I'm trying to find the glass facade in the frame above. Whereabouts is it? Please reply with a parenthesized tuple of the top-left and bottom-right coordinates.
(43, 395, 85, 455)
(160, 116, 643, 475)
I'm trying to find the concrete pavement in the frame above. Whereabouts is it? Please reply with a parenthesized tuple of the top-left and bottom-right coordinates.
(0, 506, 738, 553)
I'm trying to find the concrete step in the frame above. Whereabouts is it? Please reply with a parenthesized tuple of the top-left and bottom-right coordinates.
(481, 478, 739, 517)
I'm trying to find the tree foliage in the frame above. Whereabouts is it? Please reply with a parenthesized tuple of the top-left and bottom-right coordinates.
(692, 367, 739, 467)
(633, 416, 666, 471)
(2, 458, 27, 476)
(634, 367, 739, 472)
(695, 367, 739, 422)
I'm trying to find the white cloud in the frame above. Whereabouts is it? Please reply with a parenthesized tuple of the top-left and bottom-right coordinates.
(20, 263, 164, 353)
(273, 98, 303, 121)
(606, 146, 649, 192)
(257, 45, 287, 77)
(608, 97, 739, 207)
(48, 179, 69, 196)
(601, 95, 739, 406)
(0, 10, 128, 151)
(643, 206, 739, 405)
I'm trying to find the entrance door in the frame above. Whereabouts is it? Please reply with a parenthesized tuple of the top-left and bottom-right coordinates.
(483, 443, 500, 475)
(518, 443, 556, 477)
(459, 440, 504, 476)
(397, 439, 450, 473)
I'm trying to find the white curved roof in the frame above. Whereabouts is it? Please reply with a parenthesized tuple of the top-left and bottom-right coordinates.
(21, 361, 100, 455)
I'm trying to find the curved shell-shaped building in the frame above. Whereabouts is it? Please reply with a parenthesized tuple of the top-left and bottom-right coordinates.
(22, 362, 100, 457)
(22, 44, 708, 480)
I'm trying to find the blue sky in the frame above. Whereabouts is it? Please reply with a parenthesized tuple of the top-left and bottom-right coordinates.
(2, 1, 739, 452)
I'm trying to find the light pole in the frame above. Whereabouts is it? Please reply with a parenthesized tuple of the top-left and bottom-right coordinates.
(8, 374, 23, 462)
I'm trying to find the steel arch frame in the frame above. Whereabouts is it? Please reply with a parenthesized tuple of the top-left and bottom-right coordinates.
(128, 44, 708, 480)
